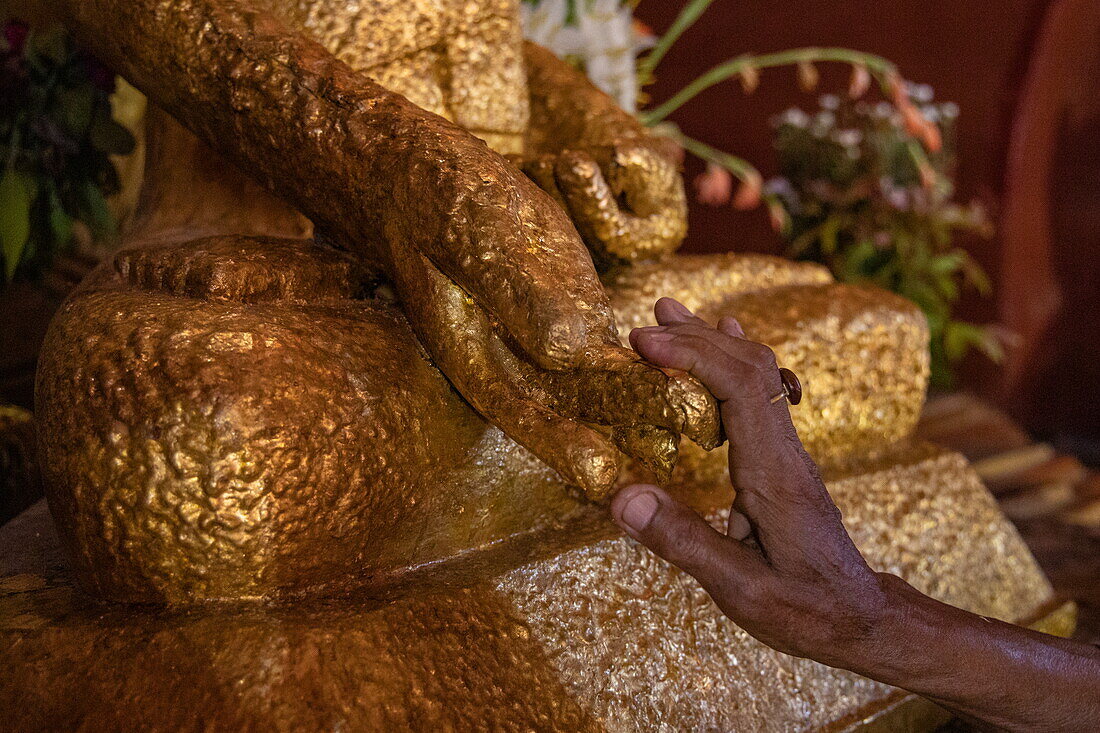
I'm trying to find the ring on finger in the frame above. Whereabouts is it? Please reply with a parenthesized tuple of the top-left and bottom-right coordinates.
(768, 367, 803, 406)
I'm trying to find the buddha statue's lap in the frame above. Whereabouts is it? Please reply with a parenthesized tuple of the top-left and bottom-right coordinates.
(36, 0, 930, 603)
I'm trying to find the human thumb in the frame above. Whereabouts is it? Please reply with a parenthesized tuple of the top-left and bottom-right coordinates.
(610, 484, 752, 584)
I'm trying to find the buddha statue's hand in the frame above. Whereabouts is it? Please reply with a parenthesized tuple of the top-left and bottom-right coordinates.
(511, 139, 688, 267)
(519, 41, 688, 265)
(377, 157, 719, 499)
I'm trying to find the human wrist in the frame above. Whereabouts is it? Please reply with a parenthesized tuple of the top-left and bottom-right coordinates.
(837, 572, 952, 688)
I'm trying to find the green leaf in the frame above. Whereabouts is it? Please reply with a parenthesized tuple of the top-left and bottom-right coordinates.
(942, 321, 1003, 364)
(89, 113, 136, 156)
(53, 86, 95, 137)
(959, 253, 992, 295)
(78, 178, 114, 239)
(933, 270, 959, 301)
(903, 279, 949, 323)
(0, 169, 36, 282)
(833, 237, 878, 282)
(28, 27, 68, 66)
(819, 216, 840, 255)
(47, 188, 73, 249)
(930, 252, 964, 275)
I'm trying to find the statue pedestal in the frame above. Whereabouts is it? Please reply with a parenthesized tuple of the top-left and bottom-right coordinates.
(0, 442, 1072, 731)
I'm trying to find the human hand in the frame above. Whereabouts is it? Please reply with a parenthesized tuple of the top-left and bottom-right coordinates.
(612, 300, 1100, 732)
(511, 139, 688, 266)
(610, 298, 887, 664)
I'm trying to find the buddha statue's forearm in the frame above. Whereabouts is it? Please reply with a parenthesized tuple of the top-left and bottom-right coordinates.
(47, 0, 623, 362)
(522, 41, 673, 158)
(46, 0, 512, 269)
(31, 0, 722, 496)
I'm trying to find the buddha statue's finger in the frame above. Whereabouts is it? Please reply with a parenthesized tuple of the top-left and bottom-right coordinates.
(414, 169, 621, 371)
(554, 146, 687, 264)
(539, 344, 723, 451)
(612, 425, 679, 484)
(506, 153, 569, 210)
(390, 248, 622, 497)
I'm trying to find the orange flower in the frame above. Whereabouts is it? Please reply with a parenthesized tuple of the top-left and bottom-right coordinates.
(848, 64, 871, 99)
(890, 73, 943, 153)
(885, 70, 905, 101)
(732, 168, 763, 210)
(899, 103, 925, 136)
(739, 64, 760, 94)
(694, 163, 733, 206)
(798, 61, 819, 92)
(918, 119, 943, 153)
(632, 18, 655, 39)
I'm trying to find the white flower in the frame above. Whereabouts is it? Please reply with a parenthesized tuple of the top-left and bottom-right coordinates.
(873, 101, 895, 119)
(910, 83, 935, 103)
(521, 0, 653, 113)
(777, 108, 811, 128)
(520, 0, 585, 57)
(834, 129, 863, 148)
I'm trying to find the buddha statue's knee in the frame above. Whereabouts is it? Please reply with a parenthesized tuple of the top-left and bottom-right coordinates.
(36, 236, 581, 603)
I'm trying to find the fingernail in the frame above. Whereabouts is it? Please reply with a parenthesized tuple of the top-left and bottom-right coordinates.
(634, 328, 674, 342)
(619, 491, 659, 532)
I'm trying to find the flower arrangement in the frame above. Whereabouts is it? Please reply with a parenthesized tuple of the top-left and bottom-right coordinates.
(768, 93, 998, 386)
(0, 20, 134, 283)
(521, 0, 999, 385)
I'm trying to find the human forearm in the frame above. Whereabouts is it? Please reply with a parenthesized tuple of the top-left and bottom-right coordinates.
(851, 572, 1100, 731)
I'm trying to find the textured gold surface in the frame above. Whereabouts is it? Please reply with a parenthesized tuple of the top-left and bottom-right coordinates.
(36, 234, 928, 603)
(606, 252, 835, 333)
(610, 257, 930, 475)
(716, 283, 930, 466)
(34, 0, 835, 505)
(494, 443, 1053, 731)
(273, 0, 530, 155)
(37, 237, 590, 603)
(0, 444, 1059, 730)
(41, 0, 734, 499)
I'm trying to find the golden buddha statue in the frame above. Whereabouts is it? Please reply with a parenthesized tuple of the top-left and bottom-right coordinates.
(0, 0, 1071, 729)
(30, 0, 921, 603)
